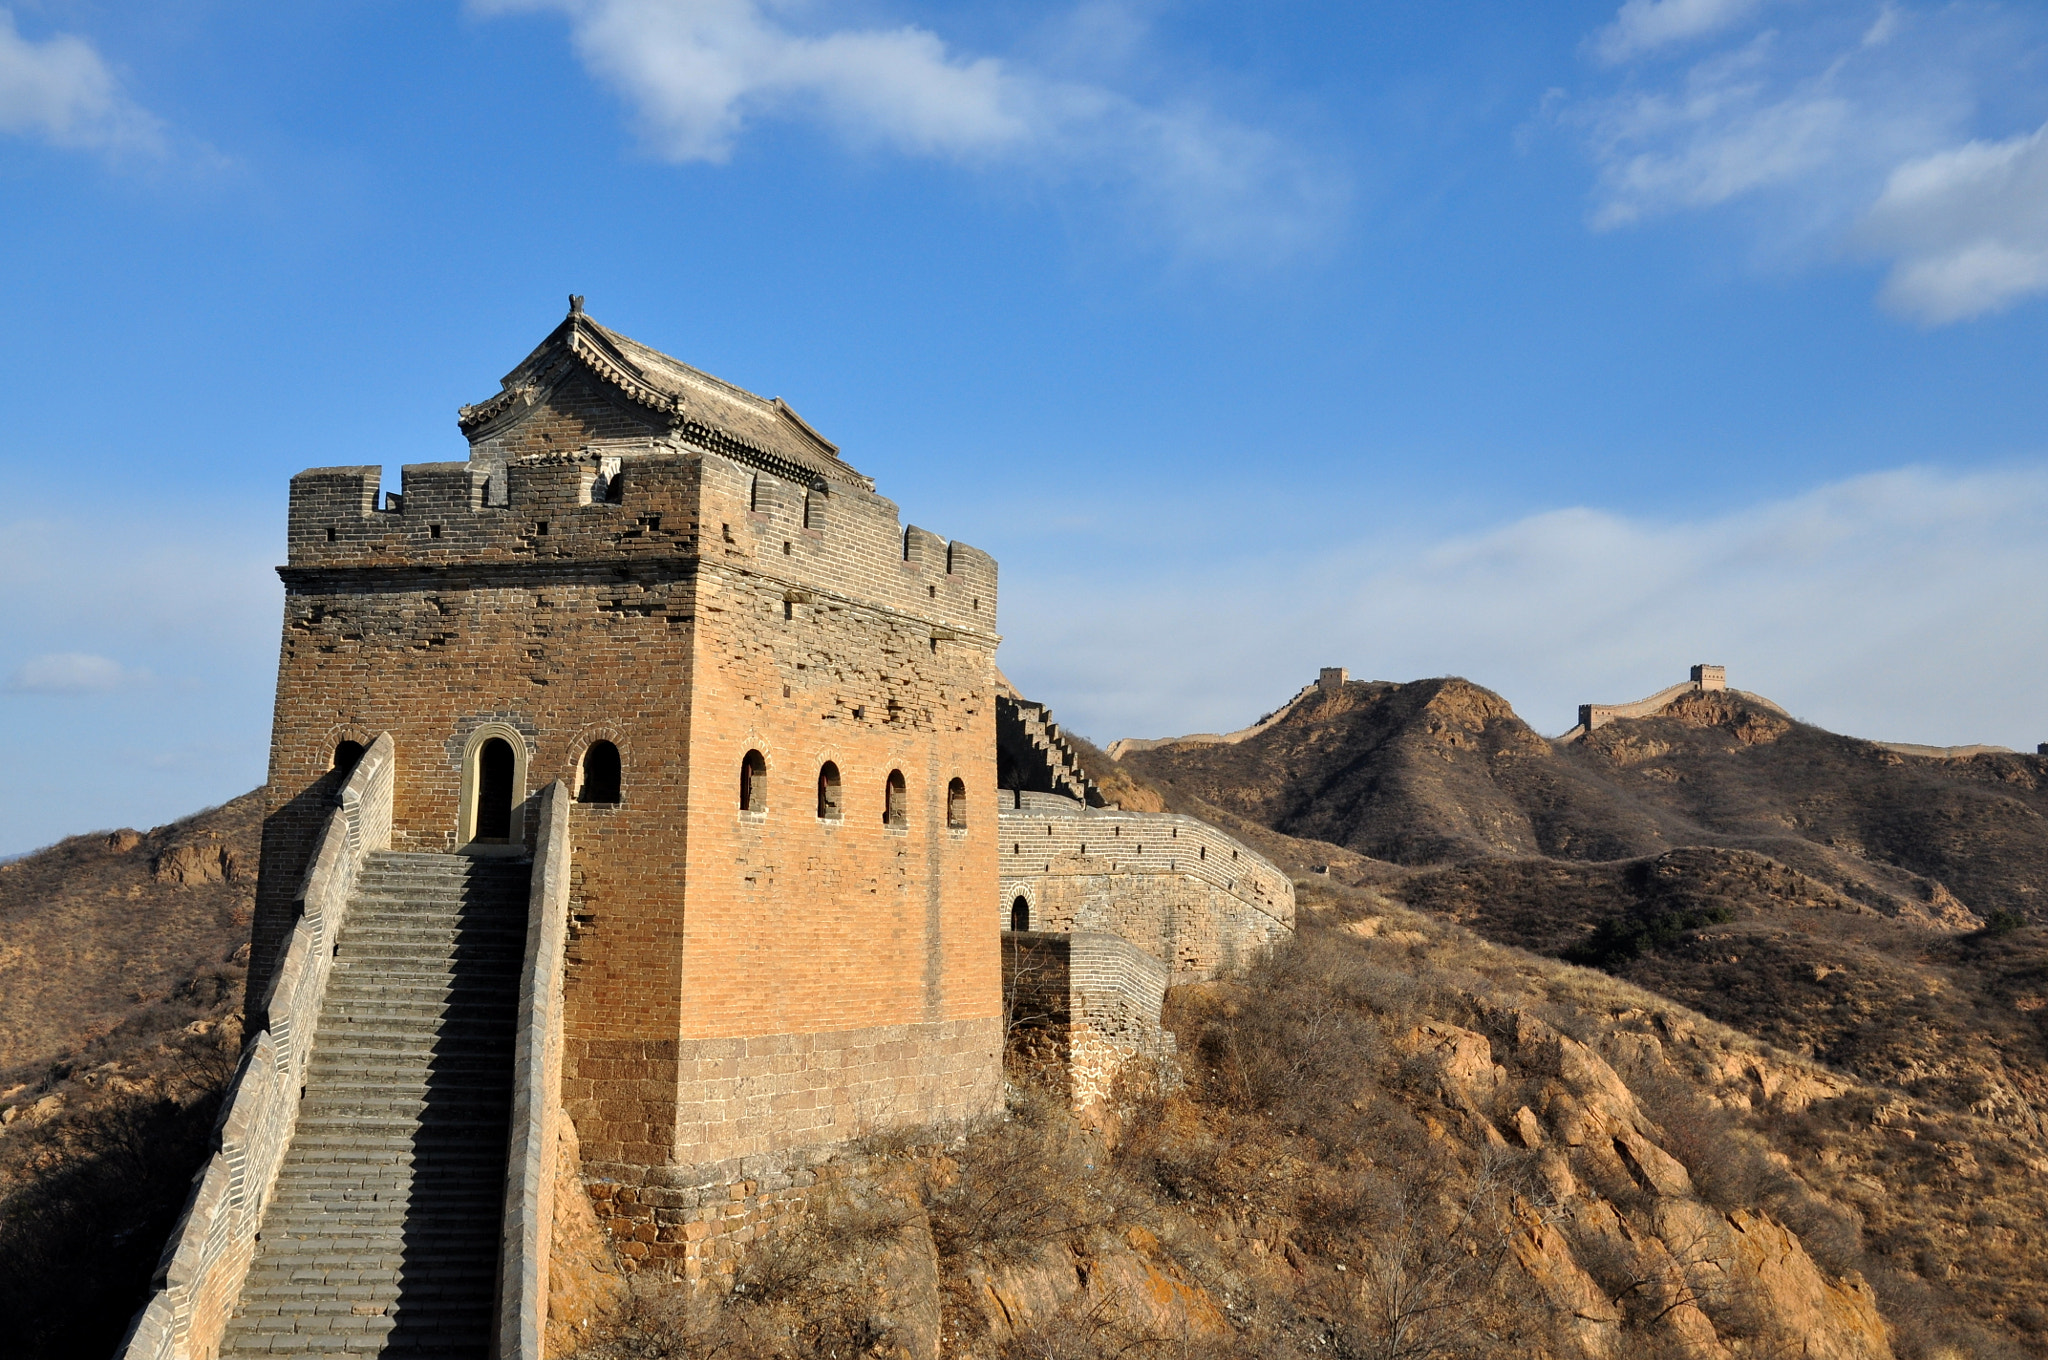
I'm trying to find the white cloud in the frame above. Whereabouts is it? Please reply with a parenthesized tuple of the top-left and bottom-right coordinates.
(476, 0, 1340, 258)
(1566, 1, 2048, 321)
(1000, 465, 2048, 752)
(0, 8, 162, 154)
(1859, 123, 2048, 322)
(1593, 0, 1765, 64)
(5, 652, 148, 694)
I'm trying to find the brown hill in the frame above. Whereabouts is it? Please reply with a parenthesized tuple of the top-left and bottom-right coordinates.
(0, 791, 261, 1360)
(572, 879, 2042, 1360)
(1112, 680, 2048, 1140)
(1117, 678, 2048, 926)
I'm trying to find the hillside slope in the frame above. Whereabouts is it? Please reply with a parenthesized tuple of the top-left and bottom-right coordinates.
(1117, 679, 2048, 925)
(1113, 681, 2048, 1142)
(572, 878, 2045, 1360)
(0, 792, 261, 1360)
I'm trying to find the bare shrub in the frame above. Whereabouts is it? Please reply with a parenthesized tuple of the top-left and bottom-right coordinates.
(1308, 1155, 1547, 1360)
(925, 1085, 1137, 1264)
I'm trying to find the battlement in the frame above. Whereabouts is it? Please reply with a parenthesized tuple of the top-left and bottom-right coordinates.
(283, 448, 997, 636)
(1574, 662, 1730, 736)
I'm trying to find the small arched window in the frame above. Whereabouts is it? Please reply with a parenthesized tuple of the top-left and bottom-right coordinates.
(1010, 896, 1030, 932)
(947, 777, 967, 829)
(579, 740, 622, 804)
(883, 769, 907, 827)
(740, 750, 768, 812)
(332, 740, 366, 781)
(817, 762, 842, 820)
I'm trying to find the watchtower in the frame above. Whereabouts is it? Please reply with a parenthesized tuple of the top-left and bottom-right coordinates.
(251, 302, 1003, 1225)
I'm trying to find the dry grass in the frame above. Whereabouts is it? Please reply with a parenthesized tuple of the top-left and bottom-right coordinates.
(0, 791, 260, 1359)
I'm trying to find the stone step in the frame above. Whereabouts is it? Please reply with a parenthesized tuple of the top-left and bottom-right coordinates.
(325, 996, 517, 1020)
(334, 930, 525, 952)
(219, 854, 525, 1360)
(329, 955, 522, 974)
(346, 893, 527, 909)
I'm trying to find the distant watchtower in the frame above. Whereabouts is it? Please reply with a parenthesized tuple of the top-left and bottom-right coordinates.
(251, 302, 1004, 1239)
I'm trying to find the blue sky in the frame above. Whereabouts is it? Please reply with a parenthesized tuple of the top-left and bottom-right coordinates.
(3, 0, 2047, 853)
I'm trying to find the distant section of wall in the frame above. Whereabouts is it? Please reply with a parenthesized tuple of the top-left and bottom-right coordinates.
(1574, 663, 1729, 736)
(1875, 742, 2017, 759)
(1106, 676, 1328, 761)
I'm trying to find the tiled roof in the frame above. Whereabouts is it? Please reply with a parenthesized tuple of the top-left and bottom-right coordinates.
(459, 301, 872, 490)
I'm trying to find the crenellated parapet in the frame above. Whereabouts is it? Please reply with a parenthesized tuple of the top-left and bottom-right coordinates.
(283, 448, 997, 639)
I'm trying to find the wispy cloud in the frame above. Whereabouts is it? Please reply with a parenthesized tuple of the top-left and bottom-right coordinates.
(1591, 0, 1766, 64)
(1565, 1, 2048, 321)
(1859, 123, 2048, 323)
(0, 8, 163, 155)
(5, 652, 150, 694)
(476, 0, 1342, 258)
(1001, 464, 2048, 751)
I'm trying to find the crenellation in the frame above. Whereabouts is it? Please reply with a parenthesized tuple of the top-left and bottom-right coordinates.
(287, 449, 997, 638)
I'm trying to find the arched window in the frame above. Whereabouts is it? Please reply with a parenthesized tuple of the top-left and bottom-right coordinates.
(883, 769, 907, 827)
(1010, 896, 1030, 932)
(579, 740, 621, 804)
(947, 777, 967, 829)
(474, 738, 516, 843)
(740, 750, 768, 812)
(817, 762, 842, 819)
(332, 740, 366, 781)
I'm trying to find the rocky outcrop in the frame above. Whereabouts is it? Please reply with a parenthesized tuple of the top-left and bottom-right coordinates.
(547, 1118, 629, 1356)
(963, 1227, 1227, 1349)
(151, 835, 244, 886)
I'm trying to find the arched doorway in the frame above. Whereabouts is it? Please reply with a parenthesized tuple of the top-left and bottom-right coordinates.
(332, 739, 366, 782)
(1010, 895, 1030, 932)
(473, 738, 515, 843)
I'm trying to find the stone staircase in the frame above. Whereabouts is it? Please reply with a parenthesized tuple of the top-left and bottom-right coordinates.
(217, 852, 529, 1358)
(997, 695, 1099, 805)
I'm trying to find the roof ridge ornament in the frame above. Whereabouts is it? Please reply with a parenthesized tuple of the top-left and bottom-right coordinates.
(569, 294, 585, 316)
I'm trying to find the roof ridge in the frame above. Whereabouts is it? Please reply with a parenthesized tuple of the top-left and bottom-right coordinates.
(457, 302, 871, 489)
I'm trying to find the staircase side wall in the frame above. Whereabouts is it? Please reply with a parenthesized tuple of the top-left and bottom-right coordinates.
(497, 781, 574, 1360)
(118, 734, 394, 1360)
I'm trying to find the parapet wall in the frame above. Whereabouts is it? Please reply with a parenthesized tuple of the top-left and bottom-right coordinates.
(998, 800, 1293, 982)
(119, 735, 395, 1360)
(284, 447, 996, 641)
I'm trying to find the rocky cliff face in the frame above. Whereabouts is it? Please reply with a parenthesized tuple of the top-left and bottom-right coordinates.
(1105, 687, 2048, 1359)
(564, 879, 2036, 1359)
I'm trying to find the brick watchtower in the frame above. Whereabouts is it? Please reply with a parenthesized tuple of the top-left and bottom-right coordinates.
(251, 301, 1003, 1237)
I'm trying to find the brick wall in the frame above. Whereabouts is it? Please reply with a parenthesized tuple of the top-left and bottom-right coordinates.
(997, 801, 1293, 983)
(1002, 930, 1175, 1108)
(254, 429, 1005, 1272)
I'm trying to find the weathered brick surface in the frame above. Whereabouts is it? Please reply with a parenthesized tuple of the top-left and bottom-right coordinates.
(998, 800, 1292, 982)
(1004, 930, 1176, 1108)
(251, 313, 1004, 1272)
